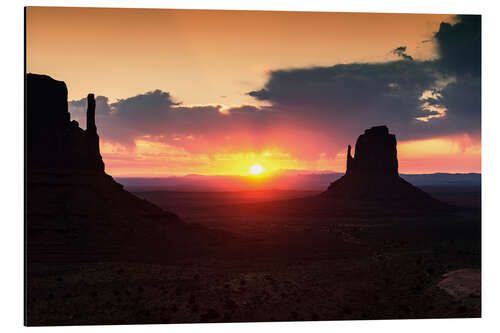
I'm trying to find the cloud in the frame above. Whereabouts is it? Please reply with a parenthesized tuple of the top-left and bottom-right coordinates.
(70, 92, 288, 156)
(248, 60, 456, 144)
(420, 75, 481, 140)
(70, 95, 112, 115)
(434, 14, 481, 76)
(392, 46, 414, 61)
(432, 14, 481, 139)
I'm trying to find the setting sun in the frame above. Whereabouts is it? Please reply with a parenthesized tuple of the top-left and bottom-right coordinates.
(249, 163, 265, 175)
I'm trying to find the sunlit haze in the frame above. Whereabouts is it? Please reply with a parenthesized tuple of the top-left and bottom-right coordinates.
(249, 163, 265, 176)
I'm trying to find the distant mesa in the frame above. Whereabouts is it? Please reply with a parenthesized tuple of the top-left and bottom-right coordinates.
(323, 125, 448, 209)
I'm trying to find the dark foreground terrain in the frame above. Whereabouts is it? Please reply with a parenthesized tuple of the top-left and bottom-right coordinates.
(26, 185, 480, 325)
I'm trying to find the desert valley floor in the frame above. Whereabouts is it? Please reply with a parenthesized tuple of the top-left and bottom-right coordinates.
(26, 185, 480, 325)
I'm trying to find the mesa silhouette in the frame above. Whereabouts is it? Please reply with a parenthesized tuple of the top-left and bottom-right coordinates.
(323, 125, 447, 211)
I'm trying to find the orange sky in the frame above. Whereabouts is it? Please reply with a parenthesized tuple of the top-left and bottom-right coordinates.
(26, 7, 480, 176)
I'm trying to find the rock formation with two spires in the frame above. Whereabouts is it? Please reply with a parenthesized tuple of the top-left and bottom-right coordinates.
(26, 73, 181, 262)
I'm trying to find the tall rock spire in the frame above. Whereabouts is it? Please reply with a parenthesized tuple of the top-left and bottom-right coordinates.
(86, 93, 97, 135)
(85, 93, 104, 171)
(346, 144, 353, 175)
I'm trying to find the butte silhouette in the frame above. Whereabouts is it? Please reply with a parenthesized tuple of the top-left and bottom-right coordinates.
(321, 125, 449, 213)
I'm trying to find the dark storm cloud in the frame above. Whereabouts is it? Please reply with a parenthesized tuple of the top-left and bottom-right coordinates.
(433, 14, 481, 139)
(248, 60, 446, 144)
(418, 76, 481, 140)
(392, 46, 414, 61)
(434, 15, 481, 76)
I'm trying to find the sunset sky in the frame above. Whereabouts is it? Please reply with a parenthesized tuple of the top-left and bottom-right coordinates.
(26, 7, 481, 176)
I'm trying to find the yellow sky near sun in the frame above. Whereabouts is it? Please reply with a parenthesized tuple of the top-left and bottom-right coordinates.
(97, 135, 480, 177)
(99, 139, 344, 176)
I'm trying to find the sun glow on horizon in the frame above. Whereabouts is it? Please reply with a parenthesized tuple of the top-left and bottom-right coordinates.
(97, 132, 480, 177)
(249, 163, 265, 176)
